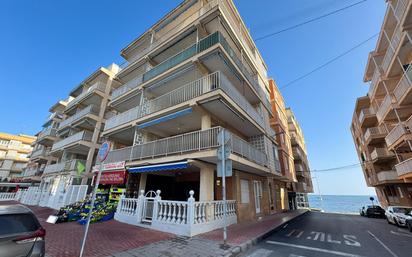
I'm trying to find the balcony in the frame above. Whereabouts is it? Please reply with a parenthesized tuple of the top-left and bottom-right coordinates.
(296, 182, 307, 193)
(368, 69, 381, 98)
(105, 72, 264, 134)
(43, 159, 86, 175)
(65, 82, 106, 112)
(395, 157, 412, 178)
(51, 131, 94, 154)
(376, 94, 394, 123)
(382, 26, 402, 74)
(392, 0, 408, 22)
(23, 166, 42, 177)
(295, 163, 304, 172)
(377, 170, 400, 183)
(385, 121, 411, 149)
(37, 127, 58, 146)
(364, 126, 388, 144)
(106, 127, 272, 174)
(30, 146, 49, 160)
(370, 148, 395, 163)
(394, 65, 412, 105)
(359, 107, 376, 127)
(112, 31, 271, 112)
(58, 105, 100, 131)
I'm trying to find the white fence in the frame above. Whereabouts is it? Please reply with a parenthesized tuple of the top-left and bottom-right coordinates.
(0, 192, 17, 201)
(115, 190, 237, 237)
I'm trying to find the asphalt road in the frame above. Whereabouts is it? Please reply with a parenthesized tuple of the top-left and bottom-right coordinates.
(241, 212, 412, 257)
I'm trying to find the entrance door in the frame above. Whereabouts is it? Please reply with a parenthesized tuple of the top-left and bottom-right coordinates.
(253, 181, 262, 214)
(142, 191, 157, 223)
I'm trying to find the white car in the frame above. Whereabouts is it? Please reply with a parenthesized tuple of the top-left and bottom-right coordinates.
(385, 206, 412, 227)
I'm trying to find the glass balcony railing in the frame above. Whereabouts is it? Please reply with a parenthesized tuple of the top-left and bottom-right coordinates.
(105, 71, 264, 132)
(112, 31, 271, 112)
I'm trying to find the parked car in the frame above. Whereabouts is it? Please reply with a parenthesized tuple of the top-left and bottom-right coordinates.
(385, 206, 412, 227)
(0, 204, 46, 257)
(360, 205, 385, 218)
(406, 211, 412, 232)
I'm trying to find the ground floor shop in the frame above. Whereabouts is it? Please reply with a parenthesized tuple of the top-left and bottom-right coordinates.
(375, 183, 412, 208)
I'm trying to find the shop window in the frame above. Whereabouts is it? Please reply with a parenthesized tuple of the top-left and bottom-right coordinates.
(240, 179, 250, 204)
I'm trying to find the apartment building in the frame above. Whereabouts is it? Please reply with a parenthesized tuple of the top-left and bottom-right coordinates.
(0, 132, 36, 179)
(98, 0, 287, 224)
(35, 64, 120, 209)
(286, 108, 314, 208)
(22, 99, 69, 181)
(351, 0, 412, 207)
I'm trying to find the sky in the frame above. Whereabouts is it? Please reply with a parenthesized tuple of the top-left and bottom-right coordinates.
(0, 0, 385, 196)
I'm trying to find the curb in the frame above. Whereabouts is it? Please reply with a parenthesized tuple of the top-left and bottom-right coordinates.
(225, 210, 309, 257)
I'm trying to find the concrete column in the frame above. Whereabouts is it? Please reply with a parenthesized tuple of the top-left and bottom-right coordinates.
(139, 173, 147, 193)
(201, 113, 211, 130)
(199, 165, 214, 201)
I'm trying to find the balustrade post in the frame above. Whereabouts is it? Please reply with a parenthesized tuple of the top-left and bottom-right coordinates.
(152, 190, 161, 223)
(116, 193, 125, 214)
(136, 190, 145, 223)
(187, 190, 195, 228)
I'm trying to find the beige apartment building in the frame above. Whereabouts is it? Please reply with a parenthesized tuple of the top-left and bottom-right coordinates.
(351, 0, 412, 207)
(0, 132, 36, 179)
(286, 108, 314, 208)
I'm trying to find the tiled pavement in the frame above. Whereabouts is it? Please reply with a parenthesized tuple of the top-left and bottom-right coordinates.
(1, 201, 306, 257)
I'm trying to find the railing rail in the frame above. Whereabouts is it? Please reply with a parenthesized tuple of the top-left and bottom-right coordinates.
(393, 0, 408, 21)
(376, 94, 392, 122)
(395, 157, 412, 177)
(369, 69, 380, 97)
(364, 126, 388, 142)
(105, 72, 264, 132)
(359, 107, 375, 123)
(31, 146, 48, 158)
(38, 127, 57, 140)
(59, 105, 99, 129)
(51, 131, 93, 151)
(0, 192, 17, 201)
(371, 147, 393, 160)
(385, 122, 408, 147)
(394, 65, 412, 102)
(377, 170, 399, 182)
(65, 81, 106, 110)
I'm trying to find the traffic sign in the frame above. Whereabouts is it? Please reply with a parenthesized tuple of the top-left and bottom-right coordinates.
(217, 145, 231, 160)
(218, 129, 231, 145)
(217, 159, 232, 177)
(98, 141, 111, 162)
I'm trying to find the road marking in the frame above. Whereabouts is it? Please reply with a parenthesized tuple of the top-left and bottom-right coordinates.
(265, 241, 365, 257)
(367, 231, 398, 257)
(286, 229, 296, 237)
(290, 254, 307, 257)
(244, 248, 273, 257)
(342, 235, 361, 247)
(390, 230, 412, 238)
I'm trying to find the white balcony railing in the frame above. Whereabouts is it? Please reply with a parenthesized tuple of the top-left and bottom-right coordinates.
(65, 81, 106, 110)
(38, 127, 57, 140)
(43, 162, 65, 174)
(385, 122, 408, 147)
(382, 26, 401, 73)
(59, 105, 99, 129)
(51, 131, 93, 151)
(30, 146, 48, 158)
(369, 69, 380, 97)
(393, 0, 408, 22)
(43, 159, 85, 175)
(364, 126, 387, 143)
(376, 94, 392, 122)
(395, 157, 412, 177)
(394, 65, 412, 103)
(377, 170, 399, 182)
(359, 107, 375, 124)
(105, 72, 264, 132)
(106, 127, 268, 169)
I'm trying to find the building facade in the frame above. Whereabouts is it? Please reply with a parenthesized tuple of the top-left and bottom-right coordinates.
(351, 0, 412, 207)
(0, 132, 35, 179)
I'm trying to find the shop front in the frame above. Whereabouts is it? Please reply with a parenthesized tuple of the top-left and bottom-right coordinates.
(93, 161, 127, 203)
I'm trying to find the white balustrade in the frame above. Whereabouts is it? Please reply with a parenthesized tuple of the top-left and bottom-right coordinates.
(0, 192, 17, 201)
(376, 94, 392, 122)
(377, 170, 399, 182)
(51, 131, 93, 151)
(59, 105, 98, 129)
(395, 157, 412, 177)
(65, 81, 106, 110)
(364, 126, 387, 142)
(385, 122, 408, 148)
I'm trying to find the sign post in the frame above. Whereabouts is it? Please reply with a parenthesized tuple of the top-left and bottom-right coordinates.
(79, 141, 110, 257)
(217, 129, 231, 245)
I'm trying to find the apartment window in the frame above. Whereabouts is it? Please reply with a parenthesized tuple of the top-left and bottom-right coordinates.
(240, 179, 250, 204)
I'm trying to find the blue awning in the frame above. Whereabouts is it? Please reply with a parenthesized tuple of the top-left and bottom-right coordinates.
(137, 108, 192, 129)
(128, 161, 188, 173)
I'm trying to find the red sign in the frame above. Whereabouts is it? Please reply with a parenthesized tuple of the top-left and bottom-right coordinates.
(92, 161, 125, 172)
(98, 171, 126, 185)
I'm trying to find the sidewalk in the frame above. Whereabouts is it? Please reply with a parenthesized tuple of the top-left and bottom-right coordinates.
(1, 201, 307, 257)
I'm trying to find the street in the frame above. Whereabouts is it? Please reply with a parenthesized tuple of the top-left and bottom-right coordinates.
(241, 212, 412, 257)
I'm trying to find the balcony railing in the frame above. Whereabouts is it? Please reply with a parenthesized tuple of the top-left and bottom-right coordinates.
(376, 94, 393, 122)
(30, 146, 48, 159)
(385, 122, 408, 147)
(105, 127, 268, 169)
(51, 131, 93, 151)
(38, 127, 57, 140)
(368, 69, 381, 97)
(359, 107, 375, 124)
(58, 105, 99, 129)
(382, 26, 401, 73)
(112, 31, 271, 112)
(105, 71, 264, 132)
(393, 0, 408, 22)
(395, 157, 412, 177)
(377, 170, 399, 182)
(371, 148, 394, 160)
(65, 81, 106, 110)
(43, 159, 86, 175)
(394, 65, 412, 103)
(364, 126, 387, 143)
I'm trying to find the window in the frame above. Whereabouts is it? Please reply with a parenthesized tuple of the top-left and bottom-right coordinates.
(240, 179, 250, 204)
(0, 213, 40, 236)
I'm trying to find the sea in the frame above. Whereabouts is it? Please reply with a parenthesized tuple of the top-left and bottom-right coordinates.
(308, 195, 379, 214)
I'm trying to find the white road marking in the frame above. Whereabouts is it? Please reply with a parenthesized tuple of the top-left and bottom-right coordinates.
(342, 235, 361, 247)
(367, 230, 398, 257)
(244, 248, 273, 257)
(327, 234, 341, 244)
(265, 240, 365, 257)
(286, 229, 296, 237)
(289, 254, 307, 257)
(390, 230, 412, 238)
(296, 230, 304, 238)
